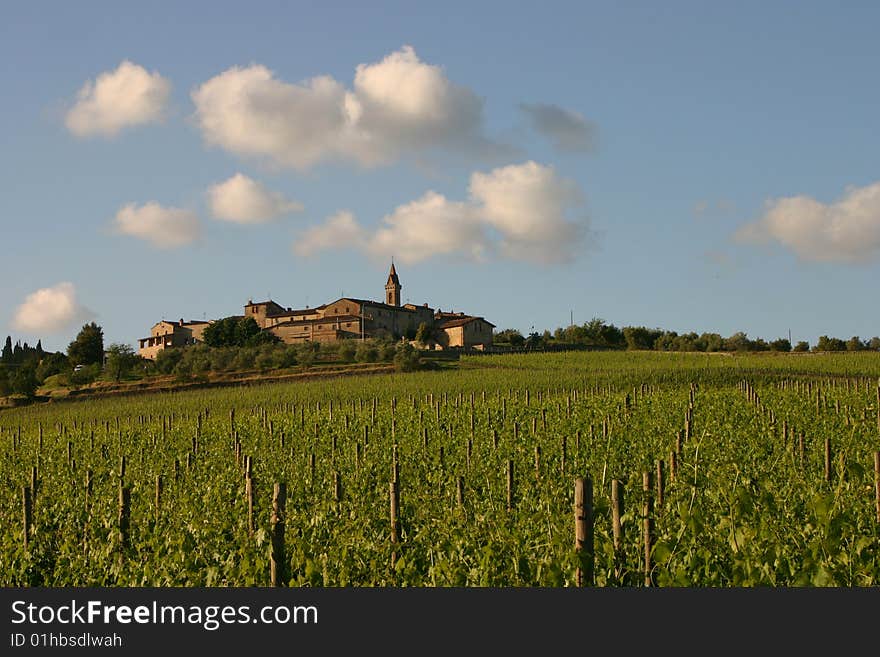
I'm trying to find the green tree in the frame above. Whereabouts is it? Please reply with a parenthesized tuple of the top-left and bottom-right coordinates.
(356, 342, 378, 363)
(700, 333, 724, 352)
(337, 340, 357, 361)
(67, 322, 104, 366)
(105, 343, 140, 382)
(69, 363, 100, 386)
(1, 336, 12, 363)
(623, 326, 663, 350)
(793, 340, 810, 352)
(238, 318, 273, 345)
(769, 338, 792, 352)
(233, 348, 257, 370)
(10, 364, 39, 397)
(377, 339, 396, 361)
(154, 348, 184, 374)
(203, 316, 275, 348)
(275, 346, 298, 368)
(653, 331, 678, 351)
(845, 336, 865, 351)
(814, 335, 846, 352)
(723, 332, 751, 352)
(255, 346, 277, 371)
(296, 343, 318, 368)
(494, 329, 524, 346)
(393, 341, 421, 372)
(35, 353, 69, 381)
(210, 348, 235, 372)
(202, 317, 238, 348)
(414, 322, 431, 346)
(869, 337, 880, 351)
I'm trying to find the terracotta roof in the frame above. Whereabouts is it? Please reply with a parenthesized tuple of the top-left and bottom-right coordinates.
(330, 297, 428, 314)
(440, 316, 496, 329)
(268, 306, 325, 317)
(246, 299, 327, 316)
(244, 300, 284, 308)
(270, 314, 362, 328)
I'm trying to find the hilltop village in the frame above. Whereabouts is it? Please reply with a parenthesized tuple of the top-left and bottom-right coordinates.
(138, 264, 495, 360)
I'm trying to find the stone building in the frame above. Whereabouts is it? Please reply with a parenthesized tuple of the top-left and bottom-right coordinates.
(137, 319, 210, 360)
(137, 264, 493, 358)
(435, 314, 496, 349)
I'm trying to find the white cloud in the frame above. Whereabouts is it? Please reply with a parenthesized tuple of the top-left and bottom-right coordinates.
(470, 161, 585, 263)
(370, 192, 488, 264)
(295, 161, 588, 264)
(735, 181, 880, 263)
(208, 173, 303, 224)
(65, 60, 171, 138)
(520, 103, 596, 152)
(11, 282, 92, 334)
(113, 202, 201, 248)
(191, 45, 502, 170)
(293, 211, 366, 256)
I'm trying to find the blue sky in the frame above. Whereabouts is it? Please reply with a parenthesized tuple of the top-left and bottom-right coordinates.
(2, 1, 879, 352)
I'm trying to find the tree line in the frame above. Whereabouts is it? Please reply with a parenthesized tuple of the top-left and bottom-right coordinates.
(1, 318, 424, 399)
(494, 318, 880, 353)
(4, 314, 878, 401)
(0, 323, 141, 398)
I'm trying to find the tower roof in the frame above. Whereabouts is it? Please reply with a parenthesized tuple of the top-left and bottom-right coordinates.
(386, 262, 400, 286)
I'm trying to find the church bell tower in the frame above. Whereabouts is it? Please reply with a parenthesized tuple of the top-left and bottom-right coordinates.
(385, 262, 401, 307)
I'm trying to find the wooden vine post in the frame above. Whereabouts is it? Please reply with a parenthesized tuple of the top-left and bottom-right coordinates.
(824, 438, 832, 483)
(611, 479, 625, 584)
(246, 457, 255, 537)
(574, 476, 594, 586)
(506, 460, 515, 511)
(22, 486, 32, 549)
(270, 483, 287, 587)
(390, 479, 400, 568)
(656, 459, 665, 509)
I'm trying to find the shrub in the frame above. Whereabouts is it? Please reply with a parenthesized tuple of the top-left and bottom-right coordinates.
(69, 363, 100, 386)
(278, 346, 298, 368)
(210, 348, 235, 372)
(378, 340, 396, 362)
(338, 341, 357, 362)
(393, 342, 421, 372)
(233, 348, 256, 371)
(356, 343, 378, 363)
(154, 348, 184, 375)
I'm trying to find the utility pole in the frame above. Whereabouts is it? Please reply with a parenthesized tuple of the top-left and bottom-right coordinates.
(570, 309, 573, 327)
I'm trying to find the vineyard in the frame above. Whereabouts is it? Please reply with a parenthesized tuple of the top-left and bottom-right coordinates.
(2, 351, 879, 586)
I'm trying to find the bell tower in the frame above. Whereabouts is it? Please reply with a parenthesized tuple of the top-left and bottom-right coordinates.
(385, 261, 401, 307)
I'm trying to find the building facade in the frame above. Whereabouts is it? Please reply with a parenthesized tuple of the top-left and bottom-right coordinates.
(137, 319, 210, 360)
(137, 264, 493, 358)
